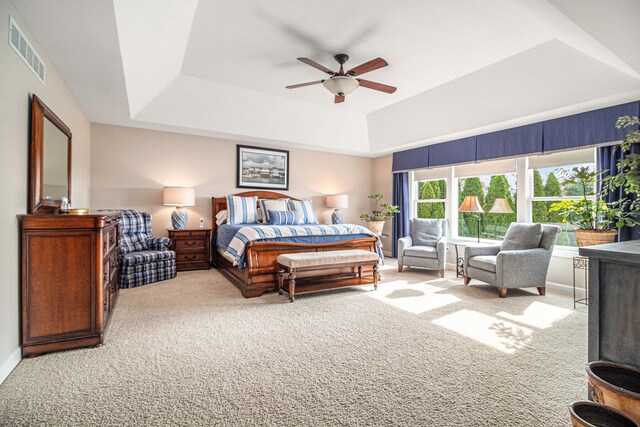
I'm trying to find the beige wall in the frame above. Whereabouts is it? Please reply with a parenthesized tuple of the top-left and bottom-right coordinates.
(372, 155, 393, 254)
(91, 124, 375, 236)
(0, 2, 91, 380)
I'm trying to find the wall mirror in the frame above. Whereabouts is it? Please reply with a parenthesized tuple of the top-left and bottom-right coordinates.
(29, 95, 72, 214)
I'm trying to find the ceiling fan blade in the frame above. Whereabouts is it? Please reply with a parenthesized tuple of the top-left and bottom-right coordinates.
(297, 58, 335, 75)
(335, 95, 345, 103)
(346, 57, 388, 76)
(357, 79, 397, 94)
(286, 80, 325, 89)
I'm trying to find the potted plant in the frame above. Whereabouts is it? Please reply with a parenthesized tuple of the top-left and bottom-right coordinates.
(549, 116, 640, 246)
(360, 193, 400, 235)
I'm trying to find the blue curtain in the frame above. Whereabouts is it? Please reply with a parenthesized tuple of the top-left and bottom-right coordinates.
(598, 143, 640, 241)
(392, 172, 410, 258)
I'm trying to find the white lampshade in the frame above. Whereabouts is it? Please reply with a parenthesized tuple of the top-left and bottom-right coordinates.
(323, 76, 359, 96)
(163, 187, 195, 207)
(326, 194, 349, 209)
(458, 196, 484, 213)
(489, 198, 514, 214)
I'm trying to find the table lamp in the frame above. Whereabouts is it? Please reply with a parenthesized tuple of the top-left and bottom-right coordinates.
(326, 194, 349, 224)
(488, 198, 513, 239)
(163, 187, 195, 230)
(459, 195, 484, 243)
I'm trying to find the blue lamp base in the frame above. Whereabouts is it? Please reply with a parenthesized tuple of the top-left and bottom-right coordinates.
(331, 209, 343, 224)
(171, 208, 188, 230)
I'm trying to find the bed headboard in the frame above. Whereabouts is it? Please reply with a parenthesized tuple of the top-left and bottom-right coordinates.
(211, 191, 301, 235)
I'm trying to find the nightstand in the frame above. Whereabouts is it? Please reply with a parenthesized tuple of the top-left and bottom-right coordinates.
(168, 229, 211, 271)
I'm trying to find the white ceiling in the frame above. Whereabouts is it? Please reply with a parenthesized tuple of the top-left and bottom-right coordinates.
(12, 0, 640, 156)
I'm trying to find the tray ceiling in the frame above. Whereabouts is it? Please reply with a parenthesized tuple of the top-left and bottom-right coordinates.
(13, 0, 640, 156)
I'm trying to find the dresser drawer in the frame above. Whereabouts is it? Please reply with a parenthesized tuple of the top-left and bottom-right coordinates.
(175, 238, 206, 251)
(102, 225, 118, 258)
(177, 252, 206, 263)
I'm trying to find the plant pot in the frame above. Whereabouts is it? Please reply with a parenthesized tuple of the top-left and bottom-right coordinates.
(586, 361, 640, 423)
(574, 229, 618, 247)
(367, 221, 385, 235)
(569, 401, 638, 427)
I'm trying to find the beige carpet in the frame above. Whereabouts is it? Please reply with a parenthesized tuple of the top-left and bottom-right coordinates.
(0, 262, 588, 426)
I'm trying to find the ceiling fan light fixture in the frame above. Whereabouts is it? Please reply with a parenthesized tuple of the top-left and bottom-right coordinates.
(323, 76, 359, 96)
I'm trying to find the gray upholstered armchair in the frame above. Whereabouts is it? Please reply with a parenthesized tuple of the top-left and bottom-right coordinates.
(463, 223, 560, 298)
(398, 219, 447, 277)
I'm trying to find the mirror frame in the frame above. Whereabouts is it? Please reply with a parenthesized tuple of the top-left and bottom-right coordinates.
(29, 94, 72, 214)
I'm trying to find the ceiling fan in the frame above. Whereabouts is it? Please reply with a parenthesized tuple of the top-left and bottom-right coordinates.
(286, 53, 396, 103)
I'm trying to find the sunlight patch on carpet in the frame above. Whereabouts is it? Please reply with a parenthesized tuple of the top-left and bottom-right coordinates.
(496, 301, 572, 329)
(433, 309, 533, 354)
(365, 280, 460, 314)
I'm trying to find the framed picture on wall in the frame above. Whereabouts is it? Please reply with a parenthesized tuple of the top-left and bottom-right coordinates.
(237, 145, 289, 190)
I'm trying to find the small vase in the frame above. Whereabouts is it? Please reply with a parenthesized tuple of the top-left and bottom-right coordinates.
(367, 220, 385, 235)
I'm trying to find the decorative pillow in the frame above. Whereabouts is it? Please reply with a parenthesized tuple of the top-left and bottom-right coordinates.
(501, 223, 543, 251)
(287, 199, 317, 224)
(259, 199, 289, 223)
(410, 219, 443, 247)
(267, 210, 300, 226)
(226, 195, 259, 225)
(215, 210, 227, 226)
(121, 233, 149, 254)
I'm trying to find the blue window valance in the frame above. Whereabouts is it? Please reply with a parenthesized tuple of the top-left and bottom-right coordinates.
(391, 100, 639, 172)
(476, 123, 543, 161)
(543, 101, 639, 153)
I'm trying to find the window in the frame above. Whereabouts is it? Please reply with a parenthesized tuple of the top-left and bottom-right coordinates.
(529, 149, 596, 247)
(457, 173, 517, 239)
(407, 148, 597, 251)
(455, 158, 517, 240)
(415, 179, 446, 219)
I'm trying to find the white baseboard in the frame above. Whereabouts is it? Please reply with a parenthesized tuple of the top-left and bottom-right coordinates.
(0, 347, 21, 385)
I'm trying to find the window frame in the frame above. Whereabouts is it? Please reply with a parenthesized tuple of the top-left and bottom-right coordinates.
(413, 178, 447, 220)
(407, 148, 597, 253)
(527, 149, 597, 248)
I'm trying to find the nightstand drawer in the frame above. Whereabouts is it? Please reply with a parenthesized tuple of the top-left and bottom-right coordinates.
(177, 230, 209, 238)
(177, 253, 206, 263)
(175, 239, 206, 251)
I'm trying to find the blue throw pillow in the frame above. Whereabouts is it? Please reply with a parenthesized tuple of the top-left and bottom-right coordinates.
(268, 210, 300, 225)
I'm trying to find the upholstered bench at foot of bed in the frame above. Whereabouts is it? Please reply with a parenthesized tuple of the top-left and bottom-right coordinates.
(276, 249, 380, 302)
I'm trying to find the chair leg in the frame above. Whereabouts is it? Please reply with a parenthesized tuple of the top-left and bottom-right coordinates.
(463, 276, 471, 285)
(397, 264, 403, 272)
(439, 268, 444, 278)
(537, 287, 546, 296)
(498, 288, 508, 298)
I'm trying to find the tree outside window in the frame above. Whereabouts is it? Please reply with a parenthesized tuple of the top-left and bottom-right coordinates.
(416, 179, 446, 219)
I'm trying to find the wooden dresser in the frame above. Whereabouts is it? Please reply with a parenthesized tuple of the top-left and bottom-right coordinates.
(168, 229, 211, 271)
(20, 212, 120, 357)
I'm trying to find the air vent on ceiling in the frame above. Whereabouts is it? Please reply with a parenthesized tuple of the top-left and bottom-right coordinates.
(8, 16, 45, 84)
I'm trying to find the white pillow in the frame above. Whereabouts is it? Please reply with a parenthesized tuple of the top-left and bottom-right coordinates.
(215, 210, 227, 226)
(287, 199, 317, 224)
(226, 195, 259, 225)
(259, 199, 289, 223)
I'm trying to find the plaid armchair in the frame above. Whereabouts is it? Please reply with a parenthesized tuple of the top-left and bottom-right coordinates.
(119, 210, 176, 288)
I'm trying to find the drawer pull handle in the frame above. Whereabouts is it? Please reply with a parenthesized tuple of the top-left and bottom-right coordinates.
(185, 241, 196, 246)
(186, 255, 195, 260)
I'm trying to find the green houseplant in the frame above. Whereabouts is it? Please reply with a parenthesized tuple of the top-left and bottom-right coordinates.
(360, 193, 400, 235)
(549, 116, 640, 246)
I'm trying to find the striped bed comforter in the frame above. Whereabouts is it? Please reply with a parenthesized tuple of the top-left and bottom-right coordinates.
(220, 224, 383, 266)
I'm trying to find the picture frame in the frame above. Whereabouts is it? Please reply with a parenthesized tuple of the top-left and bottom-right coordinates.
(237, 145, 289, 190)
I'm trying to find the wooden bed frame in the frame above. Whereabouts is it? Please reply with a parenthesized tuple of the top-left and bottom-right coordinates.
(212, 191, 378, 298)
